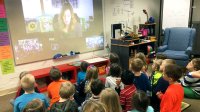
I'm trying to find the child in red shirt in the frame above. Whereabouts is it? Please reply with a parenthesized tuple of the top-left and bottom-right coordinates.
(47, 67, 67, 107)
(157, 64, 184, 112)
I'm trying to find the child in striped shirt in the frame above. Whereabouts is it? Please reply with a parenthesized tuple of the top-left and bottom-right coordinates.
(181, 58, 200, 99)
(120, 70, 136, 112)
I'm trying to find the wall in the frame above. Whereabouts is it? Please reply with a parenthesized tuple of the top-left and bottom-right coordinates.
(0, 0, 160, 96)
(192, 0, 200, 22)
(103, 0, 160, 45)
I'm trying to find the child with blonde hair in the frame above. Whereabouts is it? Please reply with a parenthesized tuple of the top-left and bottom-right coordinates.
(14, 74, 49, 112)
(50, 82, 78, 112)
(74, 65, 98, 105)
(151, 59, 163, 86)
(131, 58, 151, 93)
(84, 65, 98, 96)
(100, 88, 122, 112)
(82, 100, 107, 112)
(151, 59, 176, 111)
(10, 71, 40, 106)
(135, 52, 148, 75)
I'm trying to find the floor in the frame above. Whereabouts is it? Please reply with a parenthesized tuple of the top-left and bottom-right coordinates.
(183, 98, 200, 112)
(0, 92, 15, 112)
(0, 92, 49, 112)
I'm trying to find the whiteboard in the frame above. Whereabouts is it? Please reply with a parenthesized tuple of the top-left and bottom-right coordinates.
(104, 0, 135, 32)
(162, 0, 191, 29)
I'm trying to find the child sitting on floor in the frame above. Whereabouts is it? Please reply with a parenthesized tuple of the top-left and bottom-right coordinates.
(157, 64, 184, 112)
(106, 52, 120, 74)
(100, 88, 122, 112)
(80, 79, 105, 111)
(120, 70, 136, 112)
(50, 82, 78, 112)
(10, 71, 40, 106)
(135, 52, 148, 75)
(23, 99, 46, 112)
(82, 100, 107, 112)
(14, 74, 49, 112)
(181, 58, 200, 99)
(47, 67, 67, 107)
(105, 63, 124, 91)
(130, 90, 154, 112)
(74, 65, 98, 106)
(77, 61, 89, 85)
(151, 59, 163, 87)
(131, 58, 151, 93)
(151, 59, 175, 111)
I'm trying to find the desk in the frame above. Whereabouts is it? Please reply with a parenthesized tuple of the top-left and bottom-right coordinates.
(111, 38, 157, 69)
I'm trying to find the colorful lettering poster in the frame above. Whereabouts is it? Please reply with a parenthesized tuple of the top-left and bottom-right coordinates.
(0, 4, 6, 18)
(0, 32, 10, 46)
(0, 59, 15, 74)
(0, 18, 8, 32)
(0, 45, 12, 60)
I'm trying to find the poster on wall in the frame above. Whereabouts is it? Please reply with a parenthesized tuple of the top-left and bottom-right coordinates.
(0, 59, 15, 74)
(0, 18, 8, 32)
(0, 46, 12, 60)
(0, 0, 15, 75)
(0, 32, 10, 46)
(0, 2, 6, 18)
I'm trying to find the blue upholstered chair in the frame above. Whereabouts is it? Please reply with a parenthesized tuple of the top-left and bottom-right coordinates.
(157, 27, 196, 66)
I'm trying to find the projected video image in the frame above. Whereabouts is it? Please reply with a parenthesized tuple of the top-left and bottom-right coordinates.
(5, 0, 103, 64)
(21, 0, 94, 34)
(14, 38, 43, 60)
(86, 36, 104, 49)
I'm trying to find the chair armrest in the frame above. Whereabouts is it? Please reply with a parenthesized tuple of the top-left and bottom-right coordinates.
(158, 45, 168, 52)
(185, 47, 192, 55)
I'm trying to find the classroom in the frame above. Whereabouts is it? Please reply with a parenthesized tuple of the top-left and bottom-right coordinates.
(0, 0, 200, 112)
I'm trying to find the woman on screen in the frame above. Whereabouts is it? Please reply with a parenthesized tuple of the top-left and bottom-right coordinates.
(57, 2, 82, 38)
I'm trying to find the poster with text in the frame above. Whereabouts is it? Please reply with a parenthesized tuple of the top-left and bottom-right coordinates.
(1, 59, 15, 74)
(0, 45, 13, 60)
(0, 32, 10, 46)
(0, 18, 8, 32)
